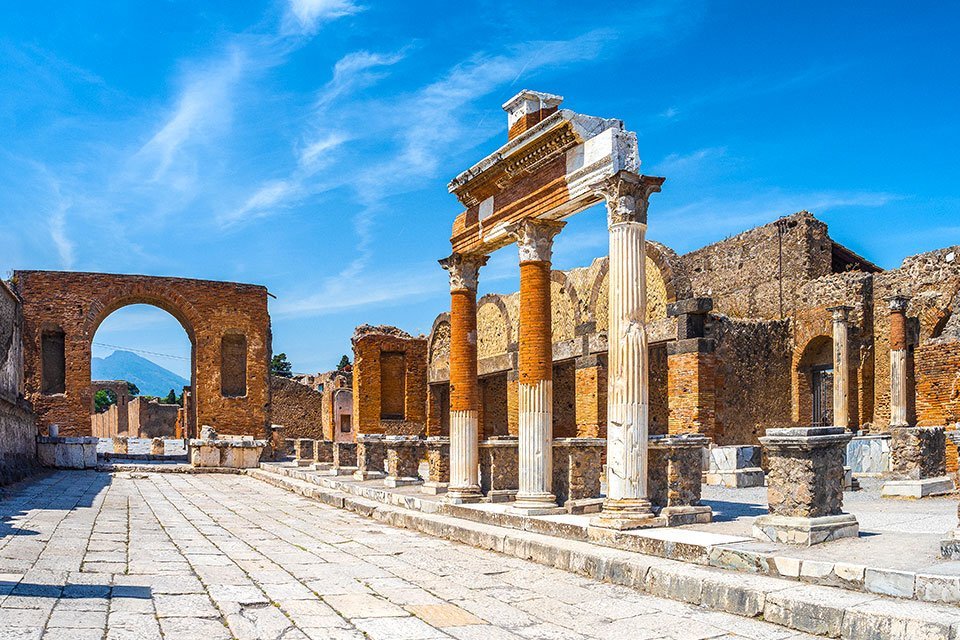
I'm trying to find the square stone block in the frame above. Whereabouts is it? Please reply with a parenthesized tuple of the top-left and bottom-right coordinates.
(753, 513, 859, 546)
(881, 476, 954, 499)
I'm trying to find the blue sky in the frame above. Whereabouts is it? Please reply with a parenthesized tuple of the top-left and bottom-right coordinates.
(2, 1, 958, 377)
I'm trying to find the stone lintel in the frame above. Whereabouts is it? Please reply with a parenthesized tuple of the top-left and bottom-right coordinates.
(648, 434, 711, 449)
(667, 337, 715, 356)
(667, 297, 713, 317)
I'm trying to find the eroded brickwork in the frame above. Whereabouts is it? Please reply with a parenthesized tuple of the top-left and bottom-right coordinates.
(270, 375, 325, 440)
(14, 271, 270, 438)
(352, 325, 427, 436)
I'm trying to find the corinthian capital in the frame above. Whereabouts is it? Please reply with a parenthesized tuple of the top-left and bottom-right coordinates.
(886, 295, 910, 313)
(827, 305, 853, 323)
(505, 219, 565, 263)
(592, 170, 665, 227)
(440, 253, 489, 292)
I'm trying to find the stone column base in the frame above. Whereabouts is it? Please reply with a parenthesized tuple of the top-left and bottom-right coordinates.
(881, 476, 954, 499)
(941, 530, 960, 559)
(384, 476, 422, 488)
(421, 481, 448, 495)
(507, 493, 565, 516)
(589, 498, 658, 530)
(444, 488, 484, 504)
(312, 462, 334, 472)
(318, 466, 357, 476)
(753, 513, 859, 546)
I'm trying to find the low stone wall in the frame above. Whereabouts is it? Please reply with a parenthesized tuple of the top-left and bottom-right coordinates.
(355, 434, 386, 479)
(649, 434, 709, 509)
(423, 437, 449, 494)
(385, 436, 425, 487)
(333, 442, 357, 469)
(294, 438, 315, 465)
(37, 436, 98, 469)
(479, 437, 518, 501)
(551, 438, 603, 505)
(189, 439, 266, 469)
(0, 398, 38, 484)
(890, 426, 946, 480)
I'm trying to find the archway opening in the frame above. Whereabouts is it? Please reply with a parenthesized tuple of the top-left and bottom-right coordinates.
(90, 304, 194, 456)
(796, 336, 834, 427)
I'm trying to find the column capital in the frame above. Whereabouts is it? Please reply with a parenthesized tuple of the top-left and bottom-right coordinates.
(505, 219, 565, 263)
(439, 253, 488, 292)
(886, 295, 910, 313)
(591, 170, 665, 227)
(827, 305, 853, 323)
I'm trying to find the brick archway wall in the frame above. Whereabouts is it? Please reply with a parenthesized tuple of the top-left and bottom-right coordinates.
(14, 271, 270, 438)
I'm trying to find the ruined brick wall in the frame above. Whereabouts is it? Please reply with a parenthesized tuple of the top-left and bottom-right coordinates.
(89, 380, 130, 437)
(479, 373, 508, 438)
(682, 212, 833, 319)
(649, 344, 668, 435)
(916, 338, 960, 475)
(270, 375, 326, 440)
(871, 248, 960, 428)
(713, 316, 793, 445)
(13, 271, 270, 437)
(127, 397, 178, 438)
(552, 360, 577, 438)
(352, 325, 427, 436)
(667, 350, 717, 438)
(0, 281, 38, 484)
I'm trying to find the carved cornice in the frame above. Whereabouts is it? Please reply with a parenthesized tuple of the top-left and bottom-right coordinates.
(452, 122, 579, 207)
(439, 254, 489, 292)
(591, 170, 665, 226)
(505, 219, 565, 263)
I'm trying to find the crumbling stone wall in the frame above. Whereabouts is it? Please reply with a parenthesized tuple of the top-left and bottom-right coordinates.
(352, 325, 427, 435)
(88, 380, 131, 437)
(292, 369, 353, 440)
(713, 316, 793, 445)
(128, 397, 179, 438)
(270, 375, 325, 440)
(14, 271, 270, 437)
(0, 281, 38, 484)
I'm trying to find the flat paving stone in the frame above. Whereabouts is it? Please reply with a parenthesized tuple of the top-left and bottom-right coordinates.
(0, 470, 831, 639)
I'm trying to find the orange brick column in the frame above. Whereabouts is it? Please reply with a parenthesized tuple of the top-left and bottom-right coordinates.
(888, 295, 911, 427)
(666, 298, 716, 437)
(591, 170, 665, 530)
(440, 253, 488, 503)
(507, 219, 564, 514)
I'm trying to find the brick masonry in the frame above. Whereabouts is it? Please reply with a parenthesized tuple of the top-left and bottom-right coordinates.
(351, 325, 427, 436)
(14, 270, 270, 438)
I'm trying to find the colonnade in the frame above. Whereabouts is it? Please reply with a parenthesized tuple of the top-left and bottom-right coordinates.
(440, 170, 666, 527)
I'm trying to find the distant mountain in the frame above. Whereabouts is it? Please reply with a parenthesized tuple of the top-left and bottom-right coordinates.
(91, 350, 189, 397)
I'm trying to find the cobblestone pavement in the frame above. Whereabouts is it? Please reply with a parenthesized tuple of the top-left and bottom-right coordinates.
(0, 471, 822, 640)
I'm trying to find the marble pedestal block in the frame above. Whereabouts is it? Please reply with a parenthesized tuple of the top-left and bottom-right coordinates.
(294, 438, 316, 466)
(385, 436, 425, 487)
(189, 438, 266, 469)
(479, 437, 519, 502)
(552, 438, 604, 508)
(846, 434, 891, 477)
(704, 445, 765, 488)
(354, 434, 386, 480)
(112, 436, 129, 455)
(422, 437, 450, 495)
(754, 427, 858, 546)
(881, 426, 953, 498)
(649, 434, 713, 525)
(37, 436, 98, 469)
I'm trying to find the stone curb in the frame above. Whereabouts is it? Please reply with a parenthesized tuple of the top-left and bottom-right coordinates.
(248, 466, 960, 640)
(96, 464, 243, 474)
(257, 462, 960, 606)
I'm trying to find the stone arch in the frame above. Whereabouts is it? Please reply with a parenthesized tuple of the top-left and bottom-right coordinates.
(477, 295, 511, 358)
(14, 271, 270, 438)
(588, 242, 688, 329)
(793, 335, 834, 425)
(550, 272, 579, 343)
(428, 314, 451, 370)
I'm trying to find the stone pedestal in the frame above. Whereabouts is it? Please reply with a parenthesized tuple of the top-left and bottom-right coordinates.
(552, 438, 604, 507)
(150, 438, 165, 456)
(943, 432, 960, 559)
(479, 437, 519, 502)
(37, 436, 99, 469)
(315, 440, 334, 466)
(882, 426, 953, 498)
(704, 445, 765, 488)
(754, 427, 858, 546)
(422, 437, 450, 495)
(323, 441, 358, 476)
(385, 436, 425, 487)
(112, 436, 128, 455)
(649, 434, 712, 525)
(354, 434, 386, 480)
(294, 438, 316, 466)
(189, 438, 266, 469)
(282, 438, 297, 459)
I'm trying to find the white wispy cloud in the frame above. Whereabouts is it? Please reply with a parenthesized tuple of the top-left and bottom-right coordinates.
(653, 146, 728, 178)
(283, 0, 363, 35)
(316, 49, 407, 107)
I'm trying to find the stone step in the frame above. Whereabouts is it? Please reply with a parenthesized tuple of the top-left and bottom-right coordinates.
(248, 466, 960, 640)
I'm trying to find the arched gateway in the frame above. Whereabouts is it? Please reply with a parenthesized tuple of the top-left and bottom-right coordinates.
(13, 271, 271, 438)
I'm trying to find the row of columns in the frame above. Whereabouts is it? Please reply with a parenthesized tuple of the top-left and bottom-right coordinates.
(441, 170, 665, 527)
(828, 295, 912, 431)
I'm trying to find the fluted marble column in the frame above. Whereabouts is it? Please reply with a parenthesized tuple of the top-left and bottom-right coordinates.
(506, 219, 565, 515)
(440, 253, 488, 503)
(591, 170, 665, 530)
(827, 305, 853, 429)
(887, 295, 911, 427)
